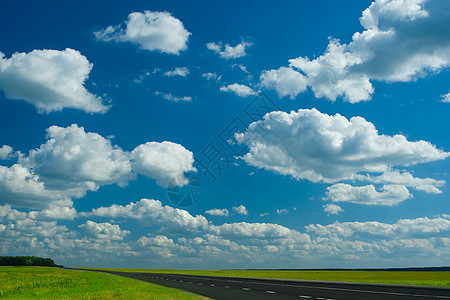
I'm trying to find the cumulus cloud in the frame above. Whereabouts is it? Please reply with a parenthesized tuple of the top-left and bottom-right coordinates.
(209, 222, 310, 243)
(0, 145, 13, 160)
(441, 92, 450, 103)
(261, 0, 450, 102)
(79, 220, 130, 240)
(236, 109, 449, 183)
(363, 169, 446, 194)
(323, 203, 344, 215)
(306, 215, 450, 238)
(21, 124, 133, 191)
(205, 209, 229, 217)
(131, 141, 196, 187)
(0, 164, 69, 209)
(0, 125, 196, 211)
(220, 83, 257, 97)
(138, 235, 175, 247)
(163, 67, 189, 77)
(232, 205, 249, 216)
(202, 72, 221, 81)
(94, 11, 191, 55)
(326, 183, 413, 206)
(2, 196, 450, 268)
(154, 91, 192, 102)
(207, 41, 253, 59)
(0, 49, 107, 113)
(87, 199, 208, 234)
(259, 67, 307, 99)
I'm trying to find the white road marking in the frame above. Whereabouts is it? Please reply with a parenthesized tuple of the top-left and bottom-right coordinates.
(266, 290, 276, 294)
(198, 283, 203, 285)
(210, 284, 216, 287)
(243, 287, 251, 291)
(144, 273, 450, 299)
(224, 279, 450, 299)
(298, 296, 312, 299)
(224, 285, 231, 288)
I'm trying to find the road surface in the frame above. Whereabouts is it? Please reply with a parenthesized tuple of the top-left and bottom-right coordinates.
(80, 269, 450, 300)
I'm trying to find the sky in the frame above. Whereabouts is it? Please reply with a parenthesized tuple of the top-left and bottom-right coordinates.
(0, 0, 450, 269)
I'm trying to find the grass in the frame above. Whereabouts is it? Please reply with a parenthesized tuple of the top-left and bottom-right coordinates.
(82, 268, 450, 288)
(0, 266, 207, 299)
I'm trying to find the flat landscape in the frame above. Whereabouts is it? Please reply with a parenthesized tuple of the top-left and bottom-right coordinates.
(82, 268, 450, 288)
(0, 266, 206, 299)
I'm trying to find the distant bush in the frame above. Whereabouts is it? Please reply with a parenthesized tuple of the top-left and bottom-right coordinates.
(0, 256, 56, 267)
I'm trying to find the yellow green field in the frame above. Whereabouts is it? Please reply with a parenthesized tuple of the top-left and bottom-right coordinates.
(0, 266, 206, 299)
(83, 268, 450, 288)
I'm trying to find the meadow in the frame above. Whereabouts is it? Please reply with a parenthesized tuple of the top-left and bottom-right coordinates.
(0, 266, 206, 299)
(85, 268, 450, 288)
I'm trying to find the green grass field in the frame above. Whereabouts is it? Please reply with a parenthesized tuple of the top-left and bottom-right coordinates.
(0, 266, 207, 299)
(83, 268, 450, 288)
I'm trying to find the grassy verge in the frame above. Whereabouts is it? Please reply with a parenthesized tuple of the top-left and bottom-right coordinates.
(82, 268, 450, 288)
(0, 266, 207, 299)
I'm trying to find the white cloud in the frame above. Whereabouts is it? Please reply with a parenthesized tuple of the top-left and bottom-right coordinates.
(0, 145, 13, 159)
(236, 109, 449, 183)
(326, 183, 413, 206)
(0, 164, 68, 209)
(87, 199, 208, 234)
(232, 64, 250, 75)
(207, 41, 253, 59)
(202, 72, 221, 81)
(94, 11, 191, 55)
(28, 206, 77, 221)
(441, 92, 450, 103)
(131, 141, 196, 187)
(0, 125, 195, 211)
(262, 0, 450, 102)
(1, 196, 450, 268)
(21, 124, 133, 191)
(164, 67, 189, 77)
(154, 91, 192, 103)
(220, 83, 257, 97)
(323, 203, 344, 215)
(259, 67, 307, 99)
(276, 209, 289, 215)
(79, 220, 130, 240)
(0, 49, 107, 113)
(306, 216, 450, 238)
(205, 209, 229, 217)
(209, 222, 310, 243)
(232, 205, 248, 216)
(364, 169, 446, 194)
(138, 235, 175, 247)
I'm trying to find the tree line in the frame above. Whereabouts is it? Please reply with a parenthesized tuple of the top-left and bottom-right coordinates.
(0, 256, 58, 267)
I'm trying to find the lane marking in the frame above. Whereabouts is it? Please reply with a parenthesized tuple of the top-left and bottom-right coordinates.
(225, 285, 231, 288)
(198, 283, 203, 285)
(210, 284, 216, 287)
(141, 273, 450, 299)
(224, 279, 450, 299)
(298, 296, 312, 299)
(266, 290, 276, 294)
(243, 287, 251, 291)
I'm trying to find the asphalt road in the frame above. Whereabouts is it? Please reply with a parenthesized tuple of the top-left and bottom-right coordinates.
(83, 269, 450, 300)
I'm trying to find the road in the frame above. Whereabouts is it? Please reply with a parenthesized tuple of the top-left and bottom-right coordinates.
(79, 269, 450, 300)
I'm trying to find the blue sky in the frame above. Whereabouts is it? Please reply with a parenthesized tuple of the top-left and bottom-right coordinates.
(1, 0, 450, 269)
